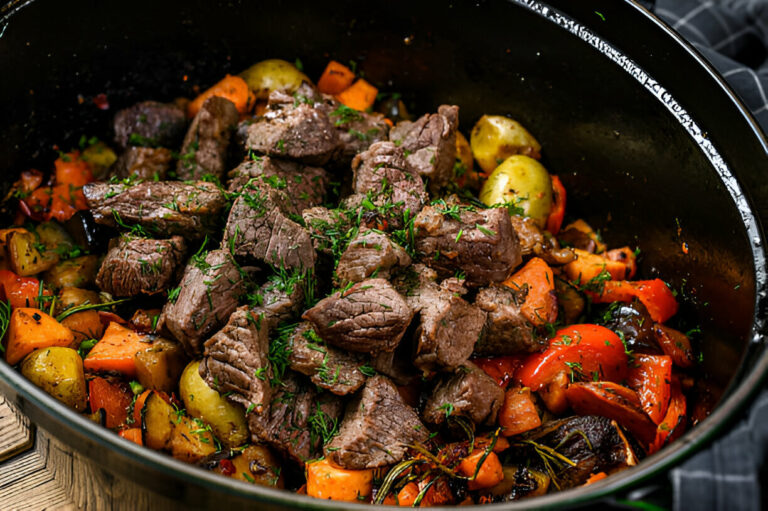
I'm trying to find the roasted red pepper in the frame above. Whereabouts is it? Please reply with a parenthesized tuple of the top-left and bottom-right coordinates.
(473, 355, 525, 387)
(88, 377, 133, 430)
(590, 279, 678, 323)
(627, 353, 672, 425)
(0, 270, 51, 309)
(546, 174, 566, 235)
(648, 379, 687, 454)
(516, 324, 628, 391)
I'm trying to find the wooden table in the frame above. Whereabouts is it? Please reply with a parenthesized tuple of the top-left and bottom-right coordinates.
(0, 394, 183, 511)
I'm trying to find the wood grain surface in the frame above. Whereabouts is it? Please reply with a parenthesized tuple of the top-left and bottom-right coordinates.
(0, 394, 182, 511)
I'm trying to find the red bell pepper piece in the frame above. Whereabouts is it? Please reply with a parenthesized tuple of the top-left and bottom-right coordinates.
(0, 270, 51, 309)
(590, 279, 678, 323)
(604, 247, 637, 280)
(472, 355, 525, 387)
(627, 354, 672, 425)
(88, 377, 133, 429)
(648, 379, 687, 454)
(516, 324, 628, 391)
(652, 323, 695, 368)
(546, 174, 566, 235)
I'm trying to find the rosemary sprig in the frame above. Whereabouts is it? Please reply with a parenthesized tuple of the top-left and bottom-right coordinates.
(56, 298, 131, 322)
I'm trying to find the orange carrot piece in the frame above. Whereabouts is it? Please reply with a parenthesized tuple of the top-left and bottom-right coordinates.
(119, 427, 143, 446)
(459, 450, 504, 490)
(84, 322, 151, 378)
(335, 79, 378, 112)
(604, 246, 637, 280)
(305, 458, 373, 502)
(5, 308, 73, 365)
(48, 183, 88, 222)
(54, 152, 94, 187)
(564, 248, 629, 283)
(88, 377, 132, 429)
(187, 74, 255, 118)
(317, 60, 356, 95)
(396, 482, 419, 507)
(584, 472, 608, 485)
(499, 387, 542, 437)
(132, 389, 153, 426)
(504, 257, 557, 326)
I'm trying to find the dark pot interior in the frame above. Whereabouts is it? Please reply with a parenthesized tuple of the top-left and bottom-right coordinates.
(1, 0, 767, 509)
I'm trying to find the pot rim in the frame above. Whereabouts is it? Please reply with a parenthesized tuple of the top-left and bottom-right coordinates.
(1, 0, 768, 509)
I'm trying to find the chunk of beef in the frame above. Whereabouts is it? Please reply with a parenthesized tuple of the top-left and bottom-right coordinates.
(226, 156, 328, 213)
(389, 105, 459, 190)
(161, 249, 244, 356)
(409, 278, 486, 372)
(336, 229, 411, 283)
(325, 375, 428, 469)
(96, 235, 186, 297)
(200, 307, 272, 414)
(113, 100, 187, 150)
(352, 141, 428, 224)
(302, 206, 352, 257)
(256, 276, 306, 329)
(176, 96, 239, 181)
(83, 181, 227, 241)
(245, 89, 340, 166)
(474, 284, 541, 355)
(326, 104, 390, 164)
(112, 146, 172, 181)
(423, 362, 505, 425)
(288, 322, 367, 396)
(414, 201, 522, 286)
(303, 278, 413, 354)
(249, 371, 343, 464)
(222, 179, 315, 270)
(371, 343, 419, 386)
(510, 215, 575, 266)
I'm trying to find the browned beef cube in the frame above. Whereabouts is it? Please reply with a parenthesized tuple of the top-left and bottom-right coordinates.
(324, 375, 428, 469)
(249, 371, 343, 464)
(176, 96, 239, 180)
(414, 200, 522, 286)
(245, 89, 340, 166)
(256, 276, 306, 330)
(83, 181, 227, 241)
(371, 343, 419, 386)
(303, 278, 413, 354)
(226, 156, 328, 214)
(326, 103, 390, 164)
(96, 235, 186, 297)
(474, 284, 541, 355)
(410, 279, 486, 372)
(112, 146, 172, 181)
(161, 249, 244, 356)
(113, 100, 186, 150)
(335, 229, 411, 283)
(389, 105, 459, 191)
(510, 215, 575, 265)
(302, 206, 354, 257)
(200, 307, 272, 414)
(352, 142, 428, 223)
(288, 322, 367, 396)
(222, 179, 315, 270)
(422, 362, 505, 426)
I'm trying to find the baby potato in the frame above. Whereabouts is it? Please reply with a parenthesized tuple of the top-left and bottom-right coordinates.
(471, 115, 542, 175)
(179, 360, 249, 448)
(239, 59, 311, 101)
(43, 255, 100, 289)
(479, 155, 553, 227)
(81, 142, 117, 179)
(21, 347, 87, 411)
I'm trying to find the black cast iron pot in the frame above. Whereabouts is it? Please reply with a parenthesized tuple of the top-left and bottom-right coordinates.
(1, 0, 768, 508)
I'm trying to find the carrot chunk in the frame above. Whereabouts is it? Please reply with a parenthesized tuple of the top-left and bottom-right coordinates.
(5, 307, 73, 365)
(458, 450, 504, 490)
(305, 458, 373, 502)
(335, 79, 378, 111)
(84, 322, 152, 378)
(317, 60, 356, 95)
(187, 74, 255, 117)
(503, 257, 557, 326)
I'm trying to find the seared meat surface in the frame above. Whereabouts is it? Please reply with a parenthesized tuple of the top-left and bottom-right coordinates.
(414, 199, 522, 286)
(96, 235, 186, 297)
(176, 96, 239, 180)
(324, 375, 428, 469)
(162, 249, 245, 356)
(335, 229, 411, 283)
(112, 146, 173, 181)
(83, 181, 227, 241)
(113, 100, 186, 150)
(474, 284, 541, 355)
(423, 362, 505, 425)
(303, 278, 413, 354)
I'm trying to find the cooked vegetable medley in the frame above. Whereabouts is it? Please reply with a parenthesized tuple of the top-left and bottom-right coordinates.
(1, 58, 701, 504)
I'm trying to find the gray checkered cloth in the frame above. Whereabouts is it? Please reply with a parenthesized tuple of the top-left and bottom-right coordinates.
(648, 2, 768, 510)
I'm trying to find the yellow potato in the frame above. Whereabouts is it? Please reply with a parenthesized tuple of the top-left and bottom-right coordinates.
(239, 59, 311, 100)
(81, 142, 117, 179)
(35, 221, 75, 255)
(479, 155, 553, 227)
(21, 347, 87, 411)
(470, 115, 541, 175)
(7, 230, 57, 276)
(43, 255, 100, 289)
(179, 360, 249, 448)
